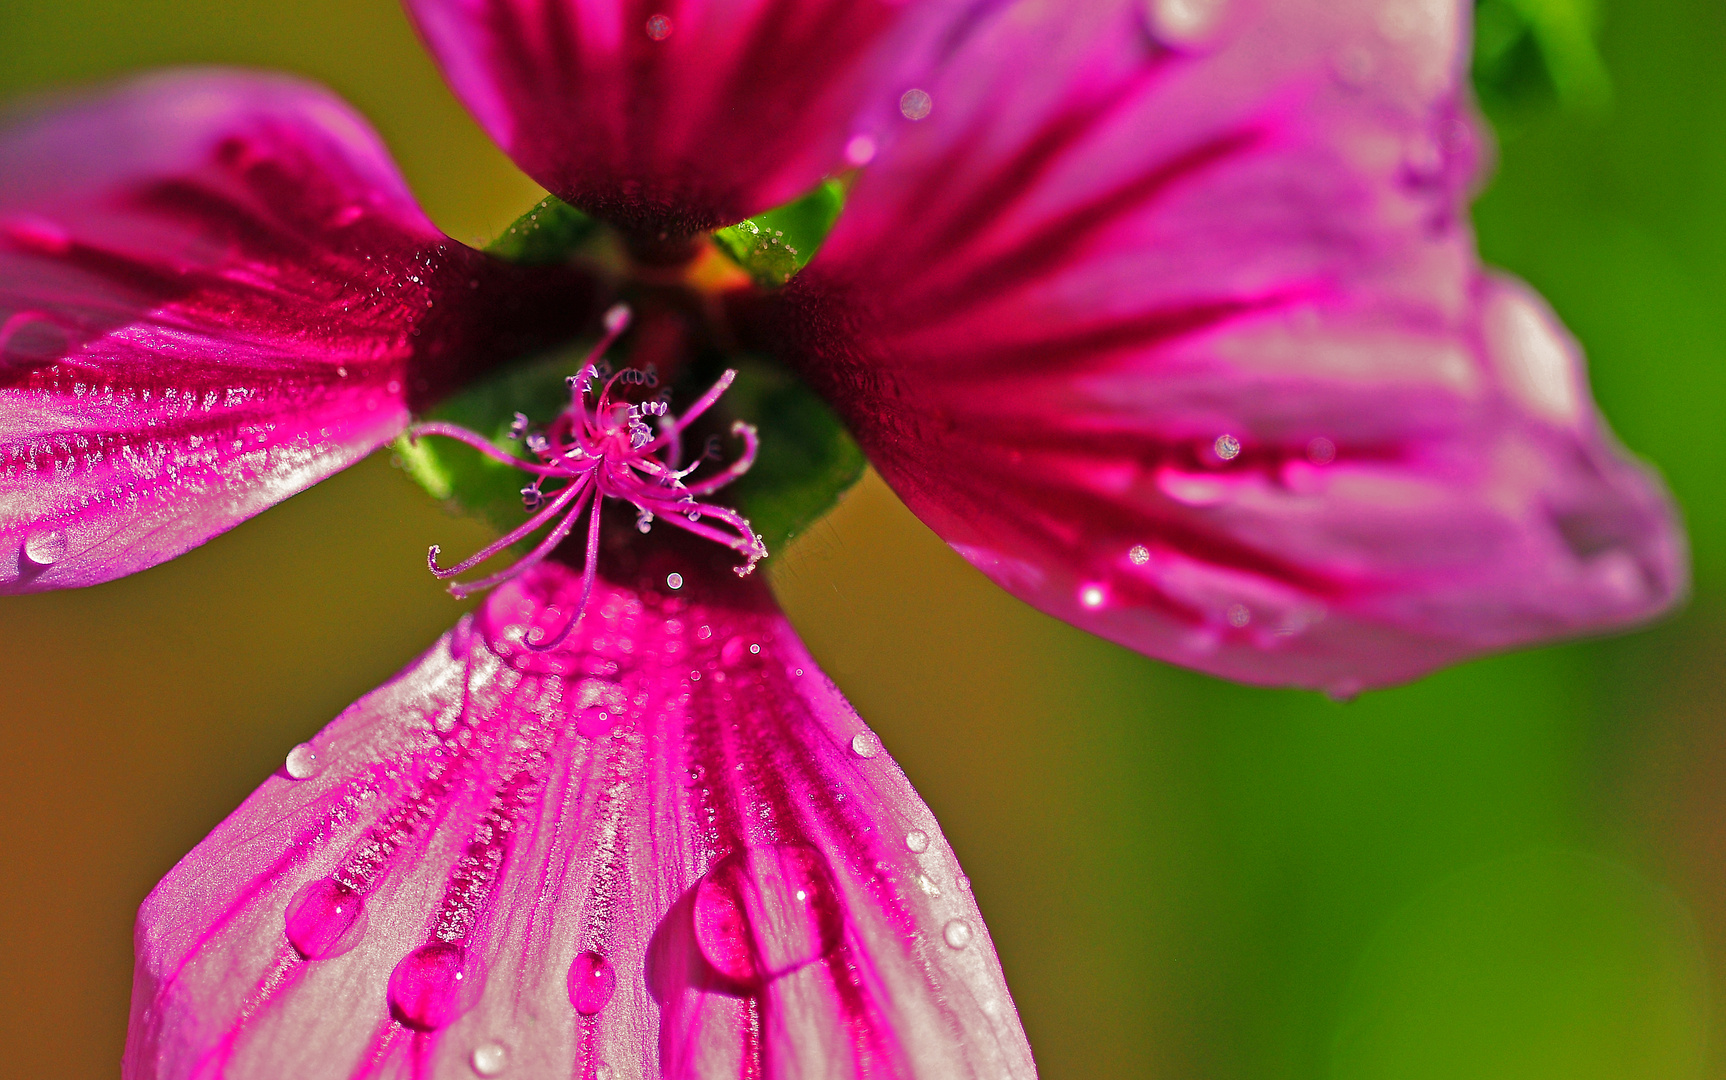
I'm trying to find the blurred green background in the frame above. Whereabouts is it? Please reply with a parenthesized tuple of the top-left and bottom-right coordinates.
(1, 1, 1722, 1077)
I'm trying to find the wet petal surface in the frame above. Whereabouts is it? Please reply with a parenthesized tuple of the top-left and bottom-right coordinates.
(0, 70, 598, 593)
(126, 559, 1033, 1079)
(766, 0, 1685, 690)
(405, 0, 965, 235)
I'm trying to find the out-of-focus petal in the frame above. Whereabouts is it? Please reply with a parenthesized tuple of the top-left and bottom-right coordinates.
(0, 70, 600, 593)
(126, 558, 1033, 1079)
(765, 0, 1685, 690)
(404, 0, 963, 236)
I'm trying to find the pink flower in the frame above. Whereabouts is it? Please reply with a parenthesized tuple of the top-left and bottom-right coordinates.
(0, 0, 1688, 1075)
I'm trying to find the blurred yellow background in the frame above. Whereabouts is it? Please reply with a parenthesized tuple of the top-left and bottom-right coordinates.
(3, 2, 1724, 1078)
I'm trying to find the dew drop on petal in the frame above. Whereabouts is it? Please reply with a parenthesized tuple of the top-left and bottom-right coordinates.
(284, 877, 367, 960)
(1213, 434, 1241, 461)
(943, 918, 974, 950)
(956, 874, 972, 892)
(22, 529, 68, 566)
(284, 743, 319, 779)
(905, 829, 930, 853)
(851, 731, 882, 758)
(1146, 0, 1227, 45)
(567, 950, 617, 1015)
(1307, 437, 1336, 465)
(899, 89, 933, 121)
(1128, 544, 1151, 566)
(693, 844, 845, 983)
(388, 942, 470, 1031)
(665, 572, 683, 590)
(644, 13, 673, 40)
(471, 1042, 507, 1076)
(844, 134, 877, 166)
(1079, 584, 1107, 609)
(1226, 604, 1251, 628)
(577, 707, 613, 740)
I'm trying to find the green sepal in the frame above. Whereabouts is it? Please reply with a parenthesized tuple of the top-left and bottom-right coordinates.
(710, 360, 865, 551)
(485, 195, 601, 264)
(712, 179, 846, 287)
(1473, 0, 1610, 113)
(395, 346, 864, 558)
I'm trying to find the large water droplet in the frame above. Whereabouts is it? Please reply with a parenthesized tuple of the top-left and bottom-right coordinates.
(284, 878, 367, 960)
(844, 134, 877, 167)
(567, 950, 616, 1015)
(943, 918, 974, 950)
(22, 530, 68, 566)
(665, 572, 684, 590)
(693, 844, 845, 985)
(905, 829, 930, 854)
(577, 707, 614, 740)
(851, 731, 881, 759)
(899, 89, 933, 121)
(1226, 604, 1251, 628)
(471, 1042, 508, 1076)
(644, 13, 673, 40)
(284, 743, 319, 779)
(1307, 437, 1336, 465)
(1213, 433, 1241, 461)
(1128, 544, 1151, 566)
(1079, 583, 1107, 609)
(1146, 0, 1227, 46)
(388, 942, 471, 1031)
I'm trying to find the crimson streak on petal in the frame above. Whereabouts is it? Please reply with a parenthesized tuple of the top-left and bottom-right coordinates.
(125, 561, 1033, 1079)
(0, 70, 600, 593)
(762, 0, 1685, 690)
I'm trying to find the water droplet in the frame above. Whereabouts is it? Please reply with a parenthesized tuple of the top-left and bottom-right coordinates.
(851, 731, 881, 758)
(943, 918, 973, 950)
(905, 829, 930, 853)
(956, 874, 972, 892)
(1128, 544, 1151, 566)
(721, 636, 746, 666)
(1079, 584, 1107, 609)
(644, 13, 673, 40)
(1145, 0, 1226, 45)
(22, 529, 67, 566)
(844, 134, 877, 166)
(748, 643, 761, 655)
(567, 950, 616, 1015)
(577, 707, 613, 740)
(693, 844, 845, 984)
(1226, 603, 1251, 628)
(1213, 434, 1241, 461)
(471, 1042, 508, 1076)
(284, 743, 319, 779)
(899, 89, 933, 121)
(1306, 437, 1336, 465)
(388, 942, 471, 1031)
(284, 878, 367, 960)
(665, 572, 683, 590)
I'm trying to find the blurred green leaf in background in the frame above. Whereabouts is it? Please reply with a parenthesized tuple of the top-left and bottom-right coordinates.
(1, 2, 1723, 1080)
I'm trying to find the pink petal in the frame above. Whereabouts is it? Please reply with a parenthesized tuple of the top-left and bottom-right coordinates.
(1, 70, 599, 593)
(764, 0, 1685, 690)
(125, 558, 1034, 1079)
(404, 0, 959, 235)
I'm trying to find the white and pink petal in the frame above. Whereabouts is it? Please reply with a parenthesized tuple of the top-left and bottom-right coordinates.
(126, 559, 1033, 1079)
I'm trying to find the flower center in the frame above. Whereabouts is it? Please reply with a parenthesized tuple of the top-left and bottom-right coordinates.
(410, 303, 765, 650)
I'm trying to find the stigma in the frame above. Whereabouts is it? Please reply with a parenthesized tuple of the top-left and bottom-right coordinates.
(410, 304, 766, 649)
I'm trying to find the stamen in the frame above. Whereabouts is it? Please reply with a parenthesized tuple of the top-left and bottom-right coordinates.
(409, 305, 768, 630)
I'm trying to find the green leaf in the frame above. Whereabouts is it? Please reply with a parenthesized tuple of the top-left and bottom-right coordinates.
(712, 179, 847, 287)
(1474, 0, 1611, 113)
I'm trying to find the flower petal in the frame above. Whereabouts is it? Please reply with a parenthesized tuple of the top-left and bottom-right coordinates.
(404, 0, 961, 236)
(0, 70, 600, 593)
(126, 559, 1033, 1079)
(765, 0, 1685, 690)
